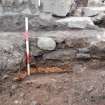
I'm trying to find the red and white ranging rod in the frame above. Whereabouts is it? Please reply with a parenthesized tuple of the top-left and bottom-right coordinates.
(23, 0, 40, 75)
(24, 17, 31, 75)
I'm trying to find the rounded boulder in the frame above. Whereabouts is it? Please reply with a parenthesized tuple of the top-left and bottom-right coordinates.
(37, 37, 56, 51)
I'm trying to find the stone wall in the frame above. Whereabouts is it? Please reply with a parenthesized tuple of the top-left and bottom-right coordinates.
(1, 28, 105, 72)
(1, 0, 105, 72)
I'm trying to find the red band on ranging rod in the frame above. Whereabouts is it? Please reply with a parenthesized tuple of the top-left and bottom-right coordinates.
(25, 52, 31, 64)
(23, 32, 29, 41)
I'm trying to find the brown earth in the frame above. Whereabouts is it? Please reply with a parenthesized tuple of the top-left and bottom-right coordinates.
(1, 60, 105, 105)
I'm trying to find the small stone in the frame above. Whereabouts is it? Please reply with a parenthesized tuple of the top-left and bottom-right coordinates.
(31, 101, 41, 105)
(100, 71, 105, 78)
(39, 12, 53, 22)
(88, 86, 94, 93)
(76, 53, 91, 59)
(30, 0, 37, 5)
(2, 74, 9, 80)
(37, 37, 56, 51)
(65, 38, 89, 48)
(20, 93, 25, 97)
(31, 47, 43, 56)
(78, 48, 90, 53)
(18, 0, 28, 4)
(11, 84, 17, 90)
(92, 12, 105, 23)
(73, 7, 83, 16)
(73, 64, 85, 74)
(21, 8, 32, 14)
(14, 100, 19, 104)
(31, 101, 37, 105)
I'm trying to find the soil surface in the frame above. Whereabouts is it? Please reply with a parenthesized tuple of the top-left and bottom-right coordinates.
(0, 60, 105, 105)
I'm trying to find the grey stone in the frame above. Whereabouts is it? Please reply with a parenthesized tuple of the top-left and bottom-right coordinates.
(92, 12, 105, 23)
(29, 0, 39, 13)
(88, 0, 105, 6)
(76, 53, 91, 59)
(30, 0, 38, 5)
(83, 7, 105, 17)
(56, 17, 95, 29)
(21, 8, 32, 14)
(41, 0, 76, 16)
(65, 38, 89, 48)
(2, 74, 9, 80)
(43, 49, 77, 60)
(31, 47, 44, 56)
(0, 5, 3, 14)
(37, 37, 56, 51)
(0, 33, 24, 72)
(73, 7, 83, 16)
(78, 48, 90, 53)
(90, 41, 105, 59)
(39, 12, 53, 22)
(31, 100, 41, 105)
(18, 0, 24, 4)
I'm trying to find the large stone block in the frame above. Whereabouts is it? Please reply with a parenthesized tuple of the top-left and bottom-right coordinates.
(43, 49, 77, 60)
(56, 17, 95, 29)
(0, 33, 24, 72)
(37, 37, 56, 51)
(41, 0, 76, 16)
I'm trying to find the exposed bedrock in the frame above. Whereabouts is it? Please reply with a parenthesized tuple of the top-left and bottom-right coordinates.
(1, 29, 105, 72)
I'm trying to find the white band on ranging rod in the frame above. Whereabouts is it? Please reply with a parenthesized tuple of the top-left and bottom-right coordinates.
(25, 17, 28, 32)
(25, 17, 31, 75)
(38, 0, 41, 7)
